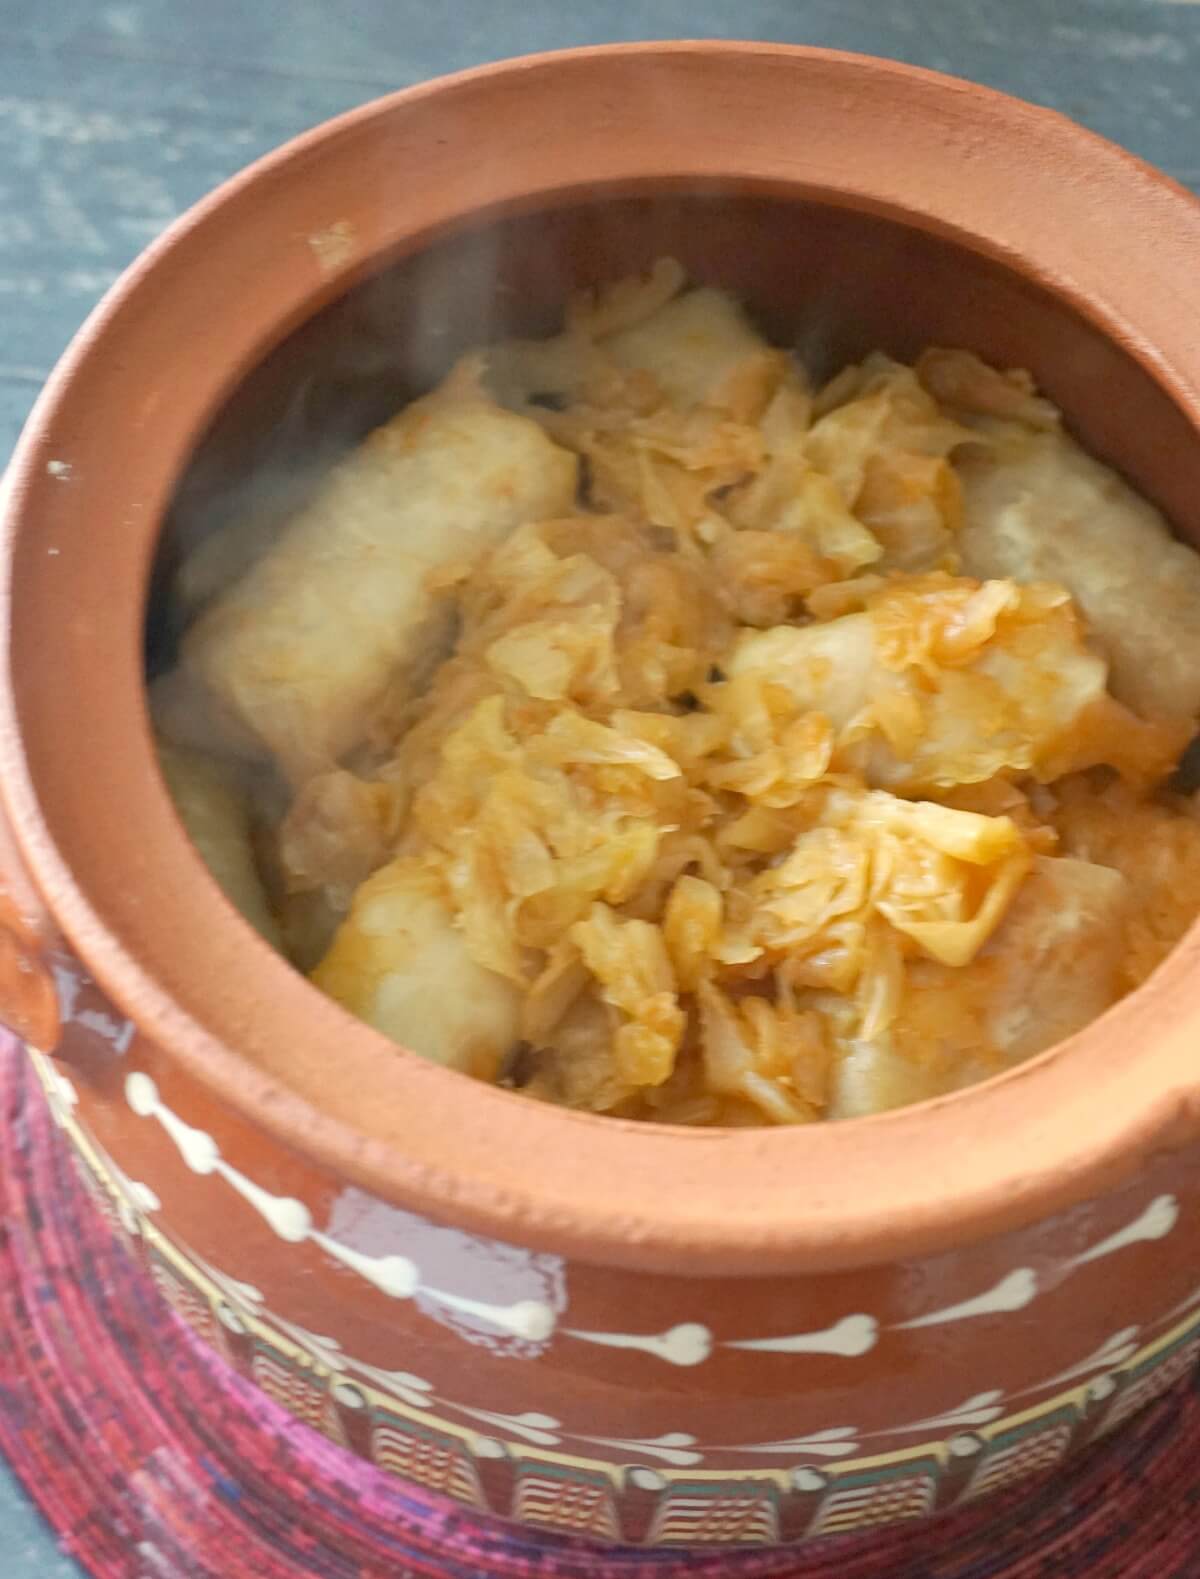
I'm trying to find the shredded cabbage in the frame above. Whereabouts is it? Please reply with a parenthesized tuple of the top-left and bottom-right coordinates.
(203, 266, 1200, 1126)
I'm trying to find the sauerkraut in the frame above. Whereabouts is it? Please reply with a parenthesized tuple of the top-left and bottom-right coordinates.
(153, 261, 1200, 1125)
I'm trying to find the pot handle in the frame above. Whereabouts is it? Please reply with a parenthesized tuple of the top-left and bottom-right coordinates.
(0, 792, 61, 1052)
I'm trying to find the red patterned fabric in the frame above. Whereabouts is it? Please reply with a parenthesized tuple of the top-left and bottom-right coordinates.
(2, 1038, 1199, 1577)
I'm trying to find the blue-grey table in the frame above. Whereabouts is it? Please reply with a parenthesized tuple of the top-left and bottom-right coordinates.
(2, 0, 1199, 1571)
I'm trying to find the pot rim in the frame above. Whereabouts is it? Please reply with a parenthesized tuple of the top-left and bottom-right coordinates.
(5, 39, 1200, 1277)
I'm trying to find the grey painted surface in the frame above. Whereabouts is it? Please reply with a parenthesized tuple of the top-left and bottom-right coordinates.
(0, 1467, 83, 1578)
(3, 0, 1200, 465)
(0, 0, 1198, 1571)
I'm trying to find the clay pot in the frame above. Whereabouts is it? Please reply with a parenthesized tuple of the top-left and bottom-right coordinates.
(5, 43, 1200, 1550)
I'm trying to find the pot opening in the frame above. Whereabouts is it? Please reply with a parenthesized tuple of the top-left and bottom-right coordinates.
(143, 188, 1200, 1135)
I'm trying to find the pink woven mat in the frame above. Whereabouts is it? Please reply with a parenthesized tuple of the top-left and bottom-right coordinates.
(2, 1036, 1200, 1577)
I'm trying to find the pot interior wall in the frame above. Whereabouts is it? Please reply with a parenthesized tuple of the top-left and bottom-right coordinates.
(147, 188, 1200, 665)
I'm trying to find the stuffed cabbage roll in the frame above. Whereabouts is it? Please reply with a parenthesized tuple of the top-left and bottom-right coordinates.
(157, 742, 281, 948)
(487, 259, 784, 418)
(178, 378, 578, 783)
(828, 854, 1130, 1117)
(726, 576, 1126, 792)
(934, 351, 1200, 723)
(311, 859, 521, 1074)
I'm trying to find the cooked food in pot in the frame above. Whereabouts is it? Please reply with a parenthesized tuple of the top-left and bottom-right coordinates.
(151, 260, 1200, 1125)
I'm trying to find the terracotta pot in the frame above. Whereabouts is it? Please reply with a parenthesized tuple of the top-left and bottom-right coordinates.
(5, 42, 1200, 1550)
